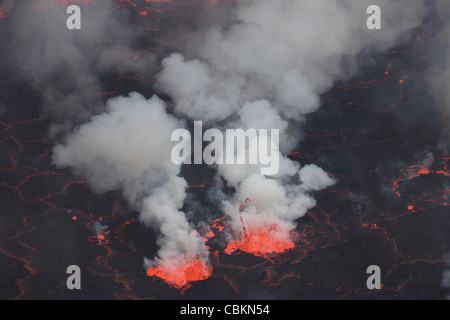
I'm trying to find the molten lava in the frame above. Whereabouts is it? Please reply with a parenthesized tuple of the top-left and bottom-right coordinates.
(146, 257, 212, 289)
(225, 224, 296, 258)
(417, 167, 431, 175)
(225, 198, 297, 258)
(205, 229, 215, 238)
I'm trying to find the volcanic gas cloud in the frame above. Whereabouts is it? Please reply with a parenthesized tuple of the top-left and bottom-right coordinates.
(50, 0, 429, 288)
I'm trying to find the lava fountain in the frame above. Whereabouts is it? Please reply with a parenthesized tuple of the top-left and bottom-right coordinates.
(225, 199, 298, 258)
(146, 257, 212, 289)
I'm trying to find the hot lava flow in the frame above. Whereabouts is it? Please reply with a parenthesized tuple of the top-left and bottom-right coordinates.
(146, 257, 212, 290)
(225, 223, 297, 258)
(225, 199, 297, 258)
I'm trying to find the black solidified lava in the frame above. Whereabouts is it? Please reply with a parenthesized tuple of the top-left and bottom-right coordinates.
(0, 0, 449, 300)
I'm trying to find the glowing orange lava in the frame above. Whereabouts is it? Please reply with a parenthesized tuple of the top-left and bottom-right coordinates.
(225, 224, 296, 258)
(205, 229, 215, 238)
(146, 258, 212, 289)
(417, 168, 430, 175)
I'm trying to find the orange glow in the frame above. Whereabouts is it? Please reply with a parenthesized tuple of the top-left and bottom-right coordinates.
(408, 205, 414, 211)
(146, 258, 212, 289)
(418, 168, 430, 175)
(225, 224, 296, 258)
(436, 170, 450, 177)
(210, 216, 226, 233)
(392, 164, 435, 198)
(205, 230, 215, 238)
(72, 216, 77, 221)
(407, 165, 431, 180)
(362, 223, 378, 230)
(225, 198, 296, 257)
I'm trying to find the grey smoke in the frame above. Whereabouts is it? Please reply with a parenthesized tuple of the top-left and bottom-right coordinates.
(8, 0, 157, 138)
(53, 92, 209, 271)
(156, 0, 427, 244)
(46, 1, 429, 273)
(158, 0, 427, 123)
(430, 0, 450, 153)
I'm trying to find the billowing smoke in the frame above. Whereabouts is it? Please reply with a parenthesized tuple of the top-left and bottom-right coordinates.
(7, 0, 157, 138)
(42, 0, 430, 286)
(156, 0, 427, 255)
(429, 0, 450, 155)
(53, 93, 210, 285)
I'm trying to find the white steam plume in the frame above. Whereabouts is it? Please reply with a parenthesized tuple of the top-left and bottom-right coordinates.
(9, 0, 157, 139)
(52, 0, 429, 275)
(156, 0, 427, 249)
(53, 92, 209, 273)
